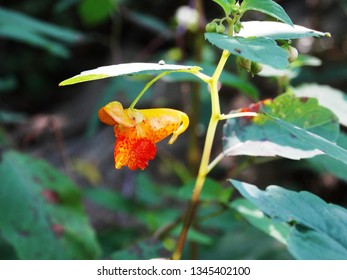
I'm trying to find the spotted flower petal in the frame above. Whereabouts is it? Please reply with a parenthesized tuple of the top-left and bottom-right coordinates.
(98, 101, 189, 170)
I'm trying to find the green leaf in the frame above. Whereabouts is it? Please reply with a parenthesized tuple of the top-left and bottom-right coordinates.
(0, 24, 70, 58)
(223, 93, 339, 160)
(293, 84, 347, 127)
(200, 210, 292, 259)
(289, 226, 347, 260)
(0, 7, 83, 43)
(59, 62, 202, 86)
(213, 0, 234, 16)
(238, 21, 330, 39)
(265, 94, 339, 141)
(305, 132, 347, 182)
(205, 33, 289, 69)
(259, 55, 321, 80)
(0, 7, 84, 57)
(0, 150, 101, 259)
(240, 0, 293, 26)
(229, 180, 347, 259)
(230, 198, 290, 244)
(272, 116, 347, 166)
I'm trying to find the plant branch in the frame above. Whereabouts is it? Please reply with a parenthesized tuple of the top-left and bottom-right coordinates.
(171, 50, 230, 260)
(219, 112, 258, 120)
(207, 152, 225, 174)
(192, 71, 212, 83)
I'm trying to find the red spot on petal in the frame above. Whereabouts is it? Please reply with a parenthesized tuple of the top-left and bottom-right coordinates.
(114, 137, 156, 170)
(130, 138, 156, 170)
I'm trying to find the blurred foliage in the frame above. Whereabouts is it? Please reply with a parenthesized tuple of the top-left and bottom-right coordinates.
(0, 150, 101, 259)
(0, 6, 84, 58)
(78, 0, 119, 26)
(0, 0, 347, 260)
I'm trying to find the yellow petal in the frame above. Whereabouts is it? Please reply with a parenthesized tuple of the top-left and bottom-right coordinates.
(99, 101, 135, 127)
(138, 108, 189, 144)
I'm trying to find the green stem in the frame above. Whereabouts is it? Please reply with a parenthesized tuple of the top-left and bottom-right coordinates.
(130, 70, 210, 109)
(129, 71, 169, 109)
(172, 50, 230, 260)
(208, 112, 259, 173)
(207, 152, 224, 174)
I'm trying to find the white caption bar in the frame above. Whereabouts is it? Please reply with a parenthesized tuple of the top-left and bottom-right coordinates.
(0, 260, 345, 280)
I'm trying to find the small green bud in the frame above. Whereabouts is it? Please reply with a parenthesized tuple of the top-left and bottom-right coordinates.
(287, 46, 298, 63)
(281, 44, 299, 63)
(236, 56, 251, 72)
(216, 24, 225, 34)
(250, 61, 263, 76)
(205, 22, 217, 33)
(234, 21, 242, 34)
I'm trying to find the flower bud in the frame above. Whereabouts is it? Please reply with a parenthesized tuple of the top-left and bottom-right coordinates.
(205, 22, 217, 33)
(216, 24, 225, 34)
(234, 21, 242, 34)
(250, 61, 263, 76)
(236, 56, 251, 72)
(287, 46, 298, 63)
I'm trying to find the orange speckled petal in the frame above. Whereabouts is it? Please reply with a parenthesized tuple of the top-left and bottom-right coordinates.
(114, 136, 156, 170)
(138, 108, 189, 144)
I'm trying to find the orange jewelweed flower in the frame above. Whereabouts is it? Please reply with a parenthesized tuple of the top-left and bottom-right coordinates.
(98, 101, 189, 170)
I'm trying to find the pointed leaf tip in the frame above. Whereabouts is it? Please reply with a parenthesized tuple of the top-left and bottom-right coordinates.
(240, 0, 294, 27)
(238, 21, 331, 40)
